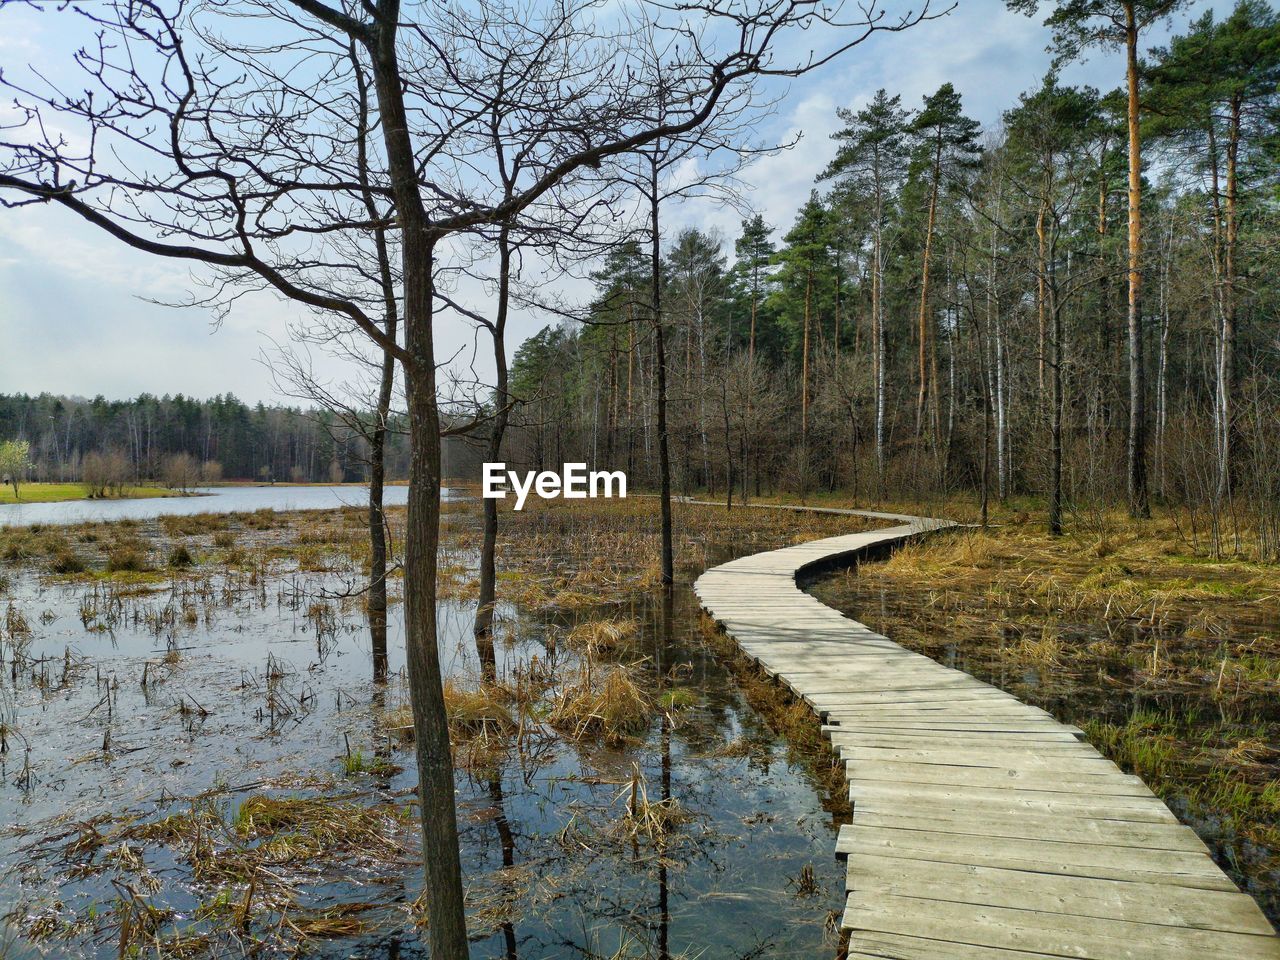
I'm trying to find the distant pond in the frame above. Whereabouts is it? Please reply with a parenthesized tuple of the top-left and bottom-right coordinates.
(0, 484, 450, 527)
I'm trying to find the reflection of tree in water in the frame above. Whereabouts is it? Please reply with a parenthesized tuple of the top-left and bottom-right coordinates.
(657, 709, 672, 960)
(489, 769, 520, 959)
(453, 572, 851, 959)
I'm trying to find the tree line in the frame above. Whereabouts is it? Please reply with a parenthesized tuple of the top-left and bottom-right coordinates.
(505, 0, 1280, 557)
(0, 392, 412, 485)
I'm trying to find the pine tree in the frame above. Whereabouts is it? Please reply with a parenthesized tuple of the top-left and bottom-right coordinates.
(732, 214, 776, 363)
(821, 90, 911, 491)
(730, 215, 776, 500)
(1010, 0, 1190, 518)
(908, 83, 981, 446)
(1005, 76, 1103, 535)
(1147, 0, 1280, 501)
(771, 192, 831, 442)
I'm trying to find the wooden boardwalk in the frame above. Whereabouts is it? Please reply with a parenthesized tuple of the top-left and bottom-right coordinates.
(690, 503, 1280, 959)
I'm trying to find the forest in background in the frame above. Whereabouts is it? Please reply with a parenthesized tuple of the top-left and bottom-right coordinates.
(0, 392, 419, 485)
(505, 0, 1280, 558)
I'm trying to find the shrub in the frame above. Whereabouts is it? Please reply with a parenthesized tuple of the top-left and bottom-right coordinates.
(106, 546, 151, 573)
(168, 545, 194, 569)
(49, 549, 87, 574)
(548, 664, 651, 746)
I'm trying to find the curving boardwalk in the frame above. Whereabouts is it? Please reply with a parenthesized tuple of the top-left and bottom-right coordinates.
(690, 503, 1280, 960)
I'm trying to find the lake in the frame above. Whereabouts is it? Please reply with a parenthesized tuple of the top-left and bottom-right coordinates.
(0, 484, 439, 526)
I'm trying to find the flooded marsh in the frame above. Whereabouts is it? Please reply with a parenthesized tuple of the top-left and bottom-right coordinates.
(0, 498, 879, 959)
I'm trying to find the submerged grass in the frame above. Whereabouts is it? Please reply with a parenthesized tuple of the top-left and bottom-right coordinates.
(483, 496, 879, 611)
(548, 663, 652, 746)
(11, 786, 415, 957)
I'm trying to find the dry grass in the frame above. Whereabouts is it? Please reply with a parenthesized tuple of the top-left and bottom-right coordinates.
(442, 680, 517, 739)
(819, 512, 1280, 856)
(613, 764, 691, 844)
(548, 663, 652, 746)
(566, 617, 641, 657)
(12, 787, 414, 957)
(381, 679, 518, 760)
(870, 517, 1280, 622)
(478, 496, 880, 610)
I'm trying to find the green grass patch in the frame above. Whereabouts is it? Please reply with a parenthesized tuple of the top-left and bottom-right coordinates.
(0, 483, 174, 505)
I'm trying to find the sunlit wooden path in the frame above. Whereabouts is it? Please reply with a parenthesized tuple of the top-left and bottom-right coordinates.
(689, 501, 1280, 959)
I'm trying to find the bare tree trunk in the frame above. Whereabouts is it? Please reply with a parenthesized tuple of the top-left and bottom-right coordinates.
(1218, 97, 1241, 505)
(1124, 5, 1150, 519)
(354, 58, 397, 684)
(368, 23, 468, 955)
(1036, 201, 1048, 400)
(367, 350, 394, 684)
(627, 310, 636, 479)
(722, 379, 734, 510)
(744, 269, 757, 504)
(976, 305, 993, 528)
(1049, 292, 1064, 537)
(802, 269, 811, 441)
(650, 158, 674, 586)
(945, 298, 956, 472)
(698, 306, 712, 495)
(916, 140, 941, 440)
(989, 195, 1009, 501)
(834, 236, 843, 360)
(475, 226, 512, 671)
(872, 214, 886, 495)
(1156, 218, 1171, 499)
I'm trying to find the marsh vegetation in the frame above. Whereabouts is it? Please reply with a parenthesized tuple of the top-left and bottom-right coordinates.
(0, 498, 878, 958)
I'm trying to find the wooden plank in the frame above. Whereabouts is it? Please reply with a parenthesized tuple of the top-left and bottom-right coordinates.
(849, 784, 1178, 822)
(843, 892, 1280, 960)
(847, 932, 1080, 960)
(836, 824, 1239, 891)
(843, 761, 1153, 796)
(808, 690, 1021, 706)
(845, 854, 1274, 933)
(825, 720, 1085, 735)
(839, 745, 1119, 772)
(826, 730, 1093, 749)
(845, 807, 1212, 852)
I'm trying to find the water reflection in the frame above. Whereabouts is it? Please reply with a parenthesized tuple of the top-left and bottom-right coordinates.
(1, 542, 850, 957)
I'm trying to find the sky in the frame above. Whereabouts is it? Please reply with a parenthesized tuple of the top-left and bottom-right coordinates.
(0, 0, 1227, 406)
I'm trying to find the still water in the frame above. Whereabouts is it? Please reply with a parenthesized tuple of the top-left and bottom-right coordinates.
(0, 515, 848, 957)
(0, 485, 430, 526)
